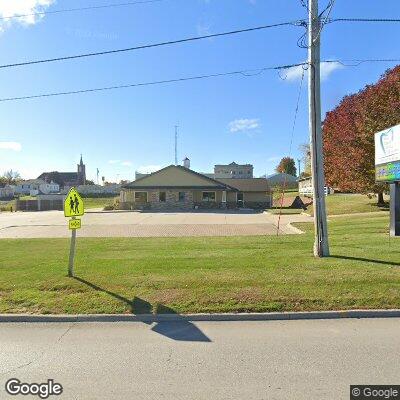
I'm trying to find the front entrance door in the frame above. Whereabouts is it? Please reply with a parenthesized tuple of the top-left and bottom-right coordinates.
(237, 193, 244, 208)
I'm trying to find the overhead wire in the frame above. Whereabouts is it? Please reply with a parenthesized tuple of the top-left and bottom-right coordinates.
(0, 0, 165, 20)
(0, 20, 305, 70)
(1, 58, 399, 103)
(0, 62, 308, 102)
(276, 66, 307, 236)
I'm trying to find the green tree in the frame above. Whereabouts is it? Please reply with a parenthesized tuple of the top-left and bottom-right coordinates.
(275, 157, 297, 176)
(3, 169, 21, 184)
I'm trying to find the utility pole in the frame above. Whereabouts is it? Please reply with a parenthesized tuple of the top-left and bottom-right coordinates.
(297, 158, 301, 178)
(308, 0, 329, 257)
(174, 125, 178, 165)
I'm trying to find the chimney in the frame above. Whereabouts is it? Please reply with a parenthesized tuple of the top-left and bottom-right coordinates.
(183, 157, 190, 169)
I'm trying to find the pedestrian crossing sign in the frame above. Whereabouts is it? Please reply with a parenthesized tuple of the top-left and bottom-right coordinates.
(64, 188, 84, 217)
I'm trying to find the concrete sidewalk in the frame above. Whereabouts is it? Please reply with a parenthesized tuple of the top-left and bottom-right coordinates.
(0, 210, 312, 238)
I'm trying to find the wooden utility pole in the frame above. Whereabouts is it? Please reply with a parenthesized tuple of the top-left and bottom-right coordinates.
(308, 0, 329, 257)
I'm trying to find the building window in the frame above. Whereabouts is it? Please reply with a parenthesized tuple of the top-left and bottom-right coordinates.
(159, 192, 166, 202)
(134, 191, 148, 202)
(202, 192, 216, 202)
(178, 192, 185, 202)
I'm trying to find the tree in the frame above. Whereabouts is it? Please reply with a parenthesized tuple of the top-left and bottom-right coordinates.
(323, 65, 400, 204)
(85, 179, 95, 185)
(3, 169, 21, 184)
(275, 157, 297, 176)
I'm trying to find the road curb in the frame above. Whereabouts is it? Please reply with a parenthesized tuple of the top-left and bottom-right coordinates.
(1, 309, 400, 323)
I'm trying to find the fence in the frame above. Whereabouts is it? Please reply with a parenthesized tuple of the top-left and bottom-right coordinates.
(16, 199, 63, 211)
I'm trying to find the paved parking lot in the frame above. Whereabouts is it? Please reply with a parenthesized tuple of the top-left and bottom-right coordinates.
(0, 210, 311, 238)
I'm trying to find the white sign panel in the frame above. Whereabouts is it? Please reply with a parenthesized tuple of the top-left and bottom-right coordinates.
(375, 124, 400, 166)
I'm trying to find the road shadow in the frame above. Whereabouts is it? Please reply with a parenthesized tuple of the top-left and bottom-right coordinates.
(73, 277, 211, 342)
(330, 255, 400, 267)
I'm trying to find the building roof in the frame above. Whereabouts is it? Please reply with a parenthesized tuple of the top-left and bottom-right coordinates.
(38, 172, 78, 181)
(122, 165, 238, 191)
(265, 172, 298, 183)
(214, 162, 253, 167)
(20, 179, 47, 185)
(217, 178, 271, 192)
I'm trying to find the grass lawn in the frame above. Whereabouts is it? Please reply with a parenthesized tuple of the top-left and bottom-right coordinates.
(1, 214, 399, 314)
(82, 197, 116, 209)
(307, 194, 389, 216)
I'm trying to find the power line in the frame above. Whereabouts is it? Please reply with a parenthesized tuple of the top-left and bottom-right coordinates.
(276, 65, 306, 236)
(0, 0, 165, 20)
(324, 58, 400, 66)
(0, 62, 307, 102)
(0, 20, 304, 70)
(1, 57, 399, 103)
(329, 18, 400, 23)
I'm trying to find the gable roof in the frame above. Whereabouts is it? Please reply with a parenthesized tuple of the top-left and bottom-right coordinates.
(122, 165, 238, 191)
(217, 178, 271, 193)
(265, 172, 298, 183)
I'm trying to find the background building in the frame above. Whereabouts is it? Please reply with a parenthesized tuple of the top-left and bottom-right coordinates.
(38, 155, 86, 189)
(213, 162, 254, 179)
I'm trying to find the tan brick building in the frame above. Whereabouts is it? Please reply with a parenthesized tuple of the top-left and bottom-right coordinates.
(120, 165, 272, 210)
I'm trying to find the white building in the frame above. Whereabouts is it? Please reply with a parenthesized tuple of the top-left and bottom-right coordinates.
(213, 162, 254, 179)
(15, 179, 59, 196)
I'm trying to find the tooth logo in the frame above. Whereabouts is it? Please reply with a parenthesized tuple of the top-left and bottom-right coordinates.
(380, 128, 394, 156)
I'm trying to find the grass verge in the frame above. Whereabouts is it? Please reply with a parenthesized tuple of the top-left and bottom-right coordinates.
(0, 214, 399, 314)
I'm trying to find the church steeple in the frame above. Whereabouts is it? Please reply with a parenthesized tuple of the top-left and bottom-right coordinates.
(77, 154, 86, 185)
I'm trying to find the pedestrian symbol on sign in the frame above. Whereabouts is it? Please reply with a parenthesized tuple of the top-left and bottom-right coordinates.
(64, 188, 84, 217)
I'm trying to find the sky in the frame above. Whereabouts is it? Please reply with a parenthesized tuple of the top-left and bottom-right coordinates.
(0, 0, 399, 182)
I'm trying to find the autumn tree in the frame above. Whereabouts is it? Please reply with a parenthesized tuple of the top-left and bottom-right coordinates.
(323, 65, 400, 204)
(275, 157, 297, 176)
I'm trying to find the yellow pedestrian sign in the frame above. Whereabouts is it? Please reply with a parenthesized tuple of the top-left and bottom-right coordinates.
(69, 218, 82, 230)
(64, 188, 84, 217)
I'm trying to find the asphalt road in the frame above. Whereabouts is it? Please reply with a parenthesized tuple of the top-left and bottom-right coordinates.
(1, 318, 399, 399)
(0, 210, 310, 238)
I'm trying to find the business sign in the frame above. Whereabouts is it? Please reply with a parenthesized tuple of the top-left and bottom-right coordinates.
(375, 124, 400, 182)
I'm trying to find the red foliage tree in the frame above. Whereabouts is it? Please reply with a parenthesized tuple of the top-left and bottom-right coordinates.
(323, 65, 400, 202)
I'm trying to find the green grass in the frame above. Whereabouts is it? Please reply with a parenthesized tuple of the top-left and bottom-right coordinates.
(268, 208, 303, 215)
(1, 214, 399, 315)
(82, 197, 116, 209)
(307, 194, 389, 216)
(0, 200, 16, 212)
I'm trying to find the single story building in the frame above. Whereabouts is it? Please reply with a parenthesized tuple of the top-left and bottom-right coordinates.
(120, 165, 272, 210)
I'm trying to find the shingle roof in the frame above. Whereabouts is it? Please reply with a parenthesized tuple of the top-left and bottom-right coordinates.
(122, 165, 238, 191)
(217, 178, 271, 192)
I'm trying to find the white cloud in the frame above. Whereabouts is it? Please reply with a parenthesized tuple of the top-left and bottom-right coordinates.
(0, 0, 55, 32)
(229, 118, 260, 133)
(136, 165, 161, 174)
(285, 61, 343, 82)
(121, 161, 133, 167)
(0, 142, 22, 151)
(108, 159, 120, 165)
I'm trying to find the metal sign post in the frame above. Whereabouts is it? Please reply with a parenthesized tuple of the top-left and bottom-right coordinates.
(64, 188, 84, 277)
(68, 217, 77, 277)
(375, 124, 400, 237)
(390, 183, 400, 236)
